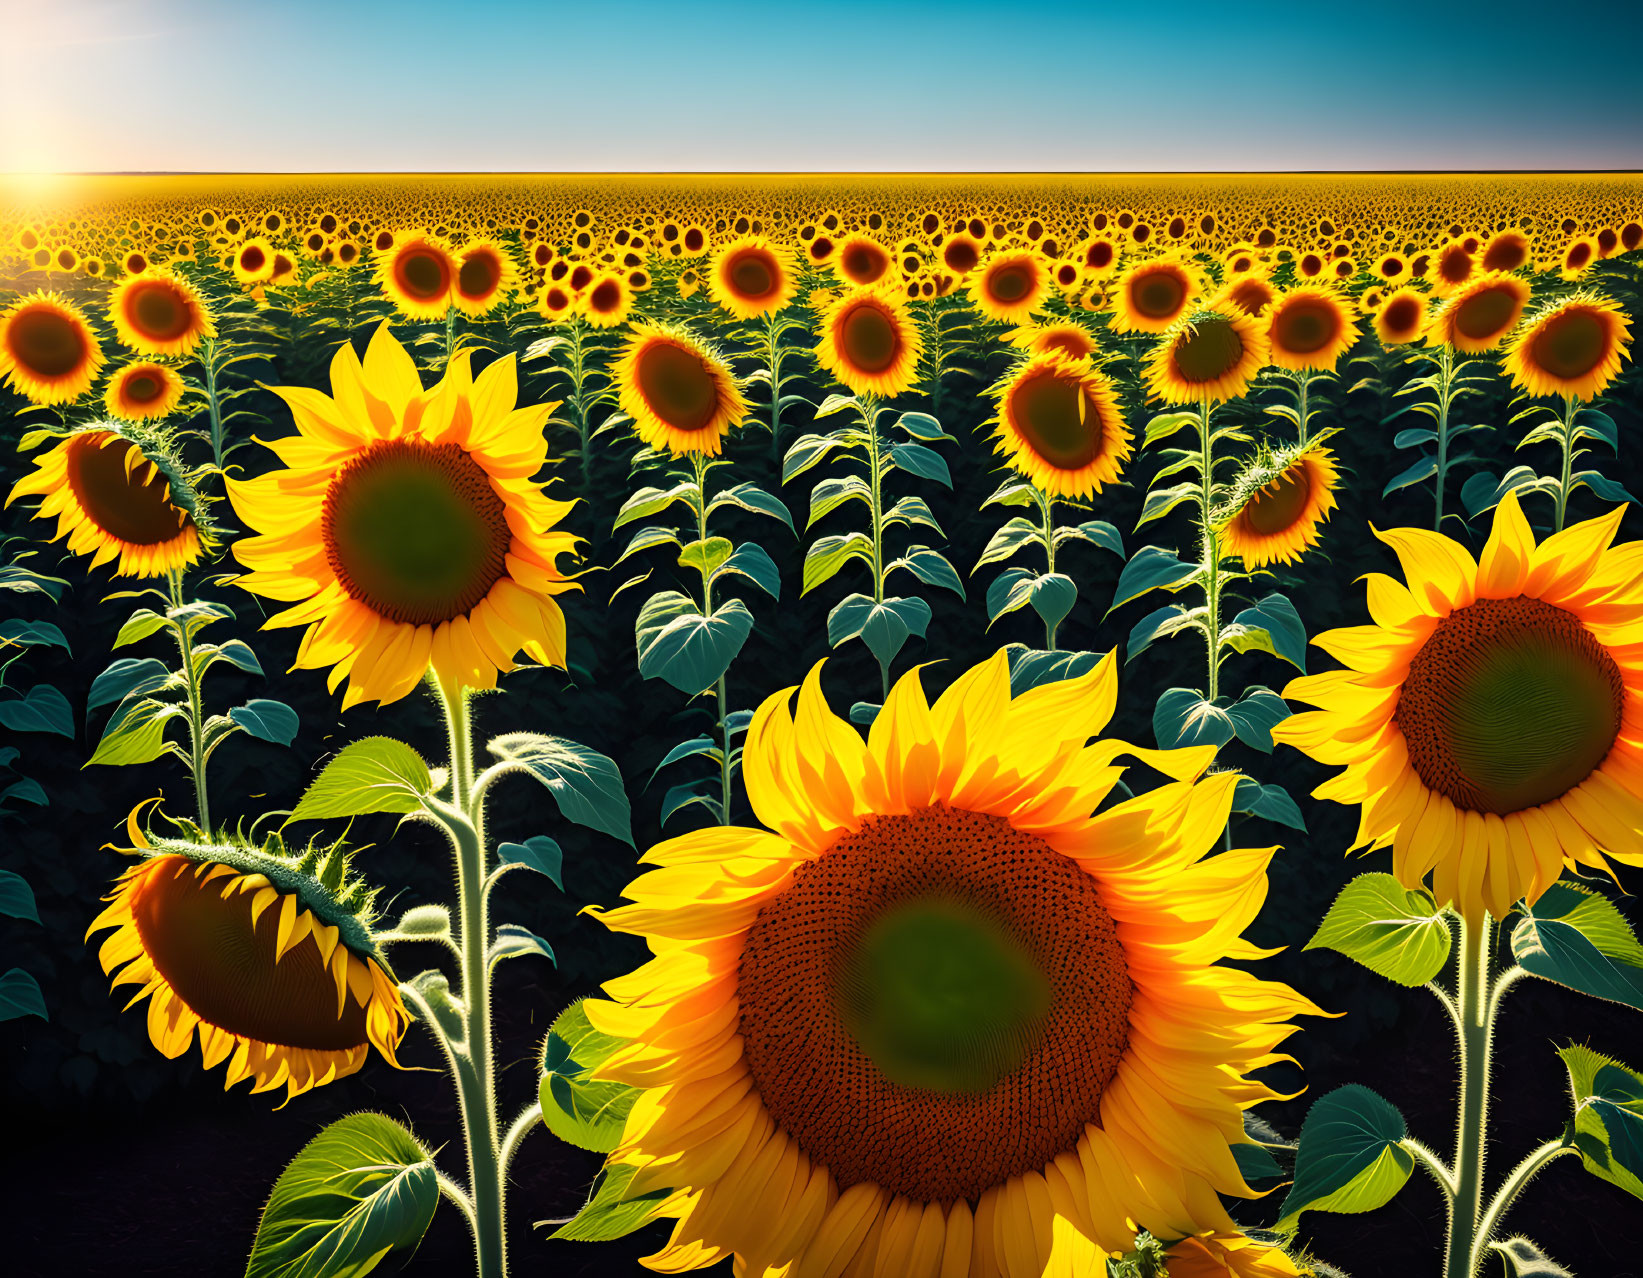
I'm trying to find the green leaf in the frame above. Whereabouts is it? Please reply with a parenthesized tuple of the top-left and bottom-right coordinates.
(0, 684, 74, 738)
(290, 737, 432, 821)
(1135, 481, 1200, 528)
(706, 481, 793, 533)
(802, 532, 874, 595)
(1227, 594, 1309, 671)
(1152, 688, 1234, 751)
(613, 481, 696, 530)
(1231, 777, 1308, 831)
(1233, 1141, 1285, 1185)
(635, 592, 753, 694)
(883, 494, 944, 535)
(615, 525, 684, 565)
(1560, 1044, 1643, 1199)
(1383, 453, 1437, 498)
(782, 432, 845, 483)
(896, 410, 952, 441)
(0, 867, 40, 923)
(114, 608, 171, 647)
(1277, 1084, 1413, 1229)
(0, 967, 47, 1022)
(497, 836, 565, 890)
(807, 474, 873, 528)
(195, 638, 265, 679)
(539, 1000, 642, 1154)
(1489, 1237, 1573, 1277)
(677, 536, 734, 578)
(1126, 604, 1207, 662)
(88, 657, 174, 711)
(86, 697, 181, 766)
(230, 699, 299, 746)
(1225, 687, 1291, 753)
(1307, 873, 1450, 986)
(1057, 520, 1125, 559)
(245, 1112, 438, 1278)
(1513, 883, 1643, 1011)
(974, 517, 1042, 571)
(987, 569, 1076, 632)
(489, 923, 554, 968)
(890, 546, 966, 600)
(543, 1163, 668, 1242)
(1107, 546, 1198, 614)
(888, 442, 952, 488)
(486, 732, 633, 846)
(828, 594, 931, 669)
(1005, 646, 1100, 696)
(0, 619, 68, 651)
(718, 543, 782, 600)
(168, 600, 233, 643)
(1143, 409, 1199, 447)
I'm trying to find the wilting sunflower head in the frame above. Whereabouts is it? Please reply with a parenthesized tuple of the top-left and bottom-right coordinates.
(615, 322, 748, 457)
(1110, 256, 1201, 333)
(587, 652, 1319, 1277)
(1425, 271, 1530, 354)
(1266, 285, 1359, 372)
(815, 285, 924, 400)
(6, 422, 214, 577)
(227, 322, 579, 709)
(87, 803, 409, 1104)
(375, 230, 457, 320)
(0, 289, 105, 406)
(1275, 488, 1643, 921)
(1503, 292, 1632, 401)
(708, 236, 797, 320)
(104, 360, 186, 422)
(1218, 441, 1340, 570)
(988, 349, 1131, 499)
(1145, 304, 1270, 405)
(969, 249, 1050, 323)
(1374, 286, 1429, 346)
(108, 269, 215, 357)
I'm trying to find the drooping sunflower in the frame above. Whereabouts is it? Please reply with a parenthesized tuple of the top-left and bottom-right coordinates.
(104, 360, 185, 421)
(969, 249, 1050, 324)
(375, 230, 457, 320)
(1110, 257, 1200, 333)
(227, 323, 579, 708)
(0, 290, 105, 406)
(87, 805, 410, 1105)
(1502, 292, 1631, 400)
(708, 236, 797, 320)
(815, 286, 923, 399)
(1218, 441, 1340, 569)
(1009, 319, 1099, 362)
(1145, 304, 1270, 404)
(834, 234, 896, 288)
(987, 350, 1131, 498)
(453, 239, 518, 317)
(1273, 489, 1643, 921)
(1266, 286, 1359, 372)
(614, 323, 748, 457)
(580, 271, 634, 329)
(587, 652, 1319, 1278)
(1373, 286, 1428, 346)
(7, 422, 211, 576)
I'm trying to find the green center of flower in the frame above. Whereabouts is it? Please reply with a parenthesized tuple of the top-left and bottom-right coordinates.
(839, 301, 898, 373)
(1011, 369, 1102, 470)
(636, 341, 719, 431)
(1171, 315, 1245, 384)
(10, 306, 85, 377)
(323, 439, 510, 626)
(1242, 465, 1312, 535)
(1530, 309, 1607, 380)
(128, 282, 191, 342)
(1395, 596, 1624, 814)
(66, 433, 188, 545)
(836, 898, 1051, 1094)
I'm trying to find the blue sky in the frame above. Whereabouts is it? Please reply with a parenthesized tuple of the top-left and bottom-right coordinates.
(1, 0, 1639, 172)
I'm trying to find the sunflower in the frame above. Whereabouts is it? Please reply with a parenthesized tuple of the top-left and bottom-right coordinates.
(1161, 1233, 1303, 1277)
(6, 423, 211, 577)
(87, 805, 409, 1105)
(941, 232, 983, 276)
(1145, 305, 1270, 405)
(376, 231, 456, 320)
(453, 239, 518, 317)
(232, 237, 277, 285)
(1218, 442, 1339, 569)
(227, 323, 579, 708)
(1373, 252, 1409, 284)
(1373, 287, 1428, 346)
(1481, 229, 1530, 273)
(1432, 241, 1477, 295)
(1110, 257, 1200, 333)
(0, 290, 105, 406)
(709, 236, 797, 320)
(1425, 272, 1529, 353)
(1010, 320, 1099, 362)
(834, 234, 896, 288)
(105, 360, 185, 421)
(1503, 292, 1632, 400)
(969, 249, 1050, 324)
(1214, 275, 1276, 319)
(615, 323, 748, 457)
(988, 350, 1131, 498)
(539, 282, 575, 321)
(1273, 489, 1643, 921)
(1559, 236, 1598, 280)
(1266, 286, 1359, 372)
(586, 652, 1319, 1277)
(815, 286, 923, 399)
(580, 271, 634, 328)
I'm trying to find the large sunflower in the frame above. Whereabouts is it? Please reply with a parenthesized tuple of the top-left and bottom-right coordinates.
(6, 423, 210, 577)
(1145, 304, 1270, 405)
(1218, 442, 1340, 569)
(815, 286, 924, 399)
(1110, 257, 1200, 333)
(969, 249, 1050, 324)
(1373, 287, 1428, 347)
(709, 236, 797, 320)
(987, 350, 1131, 498)
(0, 289, 105, 406)
(87, 805, 409, 1104)
(580, 271, 634, 329)
(227, 323, 579, 708)
(587, 653, 1317, 1277)
(104, 360, 185, 421)
(834, 234, 896, 288)
(452, 239, 518, 317)
(375, 230, 457, 320)
(1273, 489, 1643, 921)
(1266, 287, 1359, 372)
(1425, 272, 1530, 353)
(615, 322, 748, 457)
(108, 269, 215, 357)
(1502, 292, 1632, 400)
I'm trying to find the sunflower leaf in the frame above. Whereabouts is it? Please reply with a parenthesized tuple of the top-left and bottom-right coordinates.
(86, 696, 180, 766)
(889, 546, 966, 601)
(1227, 594, 1308, 671)
(229, 699, 299, 747)
(974, 518, 1042, 572)
(1276, 1084, 1413, 1230)
(613, 482, 696, 531)
(802, 532, 874, 595)
(717, 543, 782, 600)
(1224, 687, 1292, 753)
(636, 593, 753, 694)
(1512, 882, 1643, 1012)
(0, 684, 74, 738)
(245, 1112, 438, 1278)
(290, 737, 433, 821)
(494, 836, 564, 891)
(88, 658, 175, 713)
(706, 481, 793, 533)
(807, 475, 873, 528)
(1231, 777, 1308, 832)
(888, 443, 952, 489)
(1135, 481, 1200, 530)
(986, 570, 1076, 632)
(538, 1000, 641, 1154)
(1005, 646, 1100, 695)
(1126, 604, 1208, 663)
(0, 967, 46, 1022)
(541, 1163, 669, 1242)
(113, 607, 171, 647)
(1382, 453, 1437, 499)
(486, 733, 634, 847)
(0, 619, 68, 652)
(0, 868, 40, 924)
(1106, 546, 1199, 616)
(489, 924, 554, 970)
(677, 536, 734, 579)
(896, 410, 952, 442)
(1055, 520, 1126, 558)
(828, 594, 931, 669)
(1560, 1044, 1643, 1200)
(1307, 873, 1449, 986)
(1152, 688, 1234, 751)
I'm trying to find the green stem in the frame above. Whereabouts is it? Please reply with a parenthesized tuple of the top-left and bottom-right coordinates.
(765, 311, 785, 463)
(167, 572, 210, 829)
(1036, 486, 1059, 650)
(1198, 399, 1221, 703)
(433, 678, 504, 1278)
(445, 305, 457, 370)
(1444, 911, 1495, 1278)
(923, 301, 946, 420)
(1473, 1140, 1572, 1256)
(691, 453, 733, 825)
(1296, 371, 1312, 446)
(202, 340, 225, 470)
(1555, 394, 1578, 532)
(569, 318, 591, 491)
(863, 397, 889, 702)
(1434, 347, 1455, 532)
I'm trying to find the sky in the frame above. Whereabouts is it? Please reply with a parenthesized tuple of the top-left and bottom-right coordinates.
(1, 0, 1640, 173)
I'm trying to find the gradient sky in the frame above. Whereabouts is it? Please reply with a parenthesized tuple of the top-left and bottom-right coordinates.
(1, 0, 1640, 173)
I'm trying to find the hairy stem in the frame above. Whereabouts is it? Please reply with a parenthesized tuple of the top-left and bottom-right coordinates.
(168, 572, 210, 829)
(1444, 912, 1495, 1278)
(1035, 485, 1059, 650)
(1474, 1140, 1573, 1255)
(1555, 394, 1578, 532)
(863, 397, 890, 702)
(1434, 347, 1455, 532)
(1198, 399, 1221, 702)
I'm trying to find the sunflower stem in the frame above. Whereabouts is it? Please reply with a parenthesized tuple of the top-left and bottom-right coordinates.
(1035, 486, 1059, 650)
(167, 571, 211, 829)
(202, 338, 225, 470)
(1295, 370, 1312, 446)
(445, 305, 457, 371)
(1554, 393, 1578, 532)
(568, 317, 591, 492)
(863, 396, 890, 702)
(692, 452, 735, 825)
(765, 310, 785, 462)
(1433, 346, 1455, 533)
(1473, 1139, 1573, 1256)
(1197, 399, 1221, 703)
(1443, 910, 1495, 1278)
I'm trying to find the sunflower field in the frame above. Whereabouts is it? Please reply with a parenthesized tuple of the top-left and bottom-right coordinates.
(2, 173, 1643, 1278)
